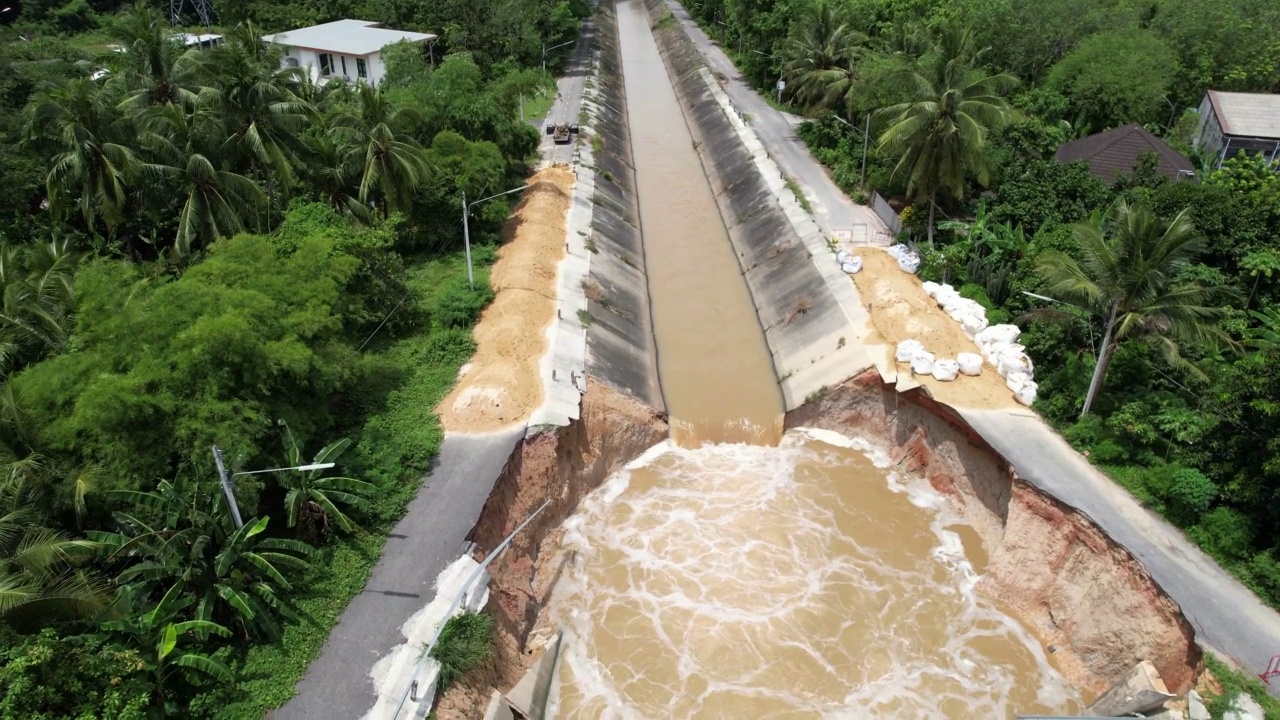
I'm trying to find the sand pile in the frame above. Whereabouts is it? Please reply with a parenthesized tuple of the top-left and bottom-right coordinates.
(851, 248, 1018, 410)
(437, 166, 575, 432)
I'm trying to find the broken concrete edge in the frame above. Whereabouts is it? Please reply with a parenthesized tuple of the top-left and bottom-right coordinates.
(362, 555, 491, 720)
(1086, 660, 1176, 716)
(640, 0, 878, 411)
(577, 1, 666, 413)
(504, 630, 563, 720)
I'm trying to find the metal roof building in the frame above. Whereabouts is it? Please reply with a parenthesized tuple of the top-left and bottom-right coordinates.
(1193, 90, 1280, 168)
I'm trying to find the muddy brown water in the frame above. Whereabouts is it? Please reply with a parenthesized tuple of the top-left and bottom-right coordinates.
(621, 0, 782, 447)
(545, 1, 1085, 716)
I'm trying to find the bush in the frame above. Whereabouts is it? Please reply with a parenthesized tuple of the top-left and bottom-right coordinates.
(1160, 466, 1218, 524)
(429, 612, 493, 691)
(0, 628, 151, 720)
(1189, 507, 1255, 564)
(431, 277, 494, 329)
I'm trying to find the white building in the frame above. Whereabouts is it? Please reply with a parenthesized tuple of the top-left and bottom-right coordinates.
(260, 19, 437, 86)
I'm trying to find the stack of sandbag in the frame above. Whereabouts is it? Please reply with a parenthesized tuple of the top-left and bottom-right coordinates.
(886, 244, 921, 274)
(923, 282, 990, 337)
(931, 358, 959, 382)
(835, 249, 863, 275)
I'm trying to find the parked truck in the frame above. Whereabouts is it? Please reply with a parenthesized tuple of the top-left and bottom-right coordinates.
(545, 121, 579, 144)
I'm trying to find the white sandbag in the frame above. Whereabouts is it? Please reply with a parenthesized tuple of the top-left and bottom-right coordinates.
(840, 257, 863, 274)
(935, 290, 961, 309)
(910, 350, 935, 376)
(961, 313, 989, 335)
(998, 349, 1033, 378)
(957, 352, 983, 376)
(931, 358, 959, 382)
(986, 324, 1021, 345)
(836, 249, 853, 264)
(984, 341, 1011, 364)
(897, 251, 921, 274)
(922, 281, 940, 297)
(895, 339, 924, 363)
(973, 327, 993, 345)
(1005, 371, 1031, 392)
(1015, 382, 1038, 406)
(886, 244, 907, 260)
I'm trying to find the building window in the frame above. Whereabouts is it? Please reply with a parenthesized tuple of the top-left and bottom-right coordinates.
(318, 53, 332, 76)
(340, 56, 347, 76)
(357, 58, 367, 79)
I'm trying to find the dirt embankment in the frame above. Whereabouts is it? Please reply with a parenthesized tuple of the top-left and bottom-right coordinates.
(437, 166, 575, 433)
(788, 370, 1203, 695)
(433, 379, 668, 718)
(853, 248, 1019, 411)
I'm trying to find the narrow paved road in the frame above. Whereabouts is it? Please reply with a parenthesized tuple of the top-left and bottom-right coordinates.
(963, 409, 1280, 691)
(273, 429, 523, 720)
(539, 13, 596, 165)
(663, 0, 890, 246)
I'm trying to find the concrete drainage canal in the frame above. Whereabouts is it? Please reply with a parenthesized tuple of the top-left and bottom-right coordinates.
(434, 0, 1202, 717)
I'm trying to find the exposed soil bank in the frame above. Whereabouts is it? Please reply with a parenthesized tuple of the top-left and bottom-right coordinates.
(788, 370, 1203, 695)
(433, 379, 668, 718)
(438, 167, 573, 433)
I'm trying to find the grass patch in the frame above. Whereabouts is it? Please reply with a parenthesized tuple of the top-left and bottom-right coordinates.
(784, 177, 812, 213)
(429, 612, 494, 692)
(652, 12, 676, 29)
(521, 88, 556, 123)
(1203, 655, 1280, 719)
(191, 246, 497, 718)
(591, 134, 603, 156)
(577, 309, 595, 326)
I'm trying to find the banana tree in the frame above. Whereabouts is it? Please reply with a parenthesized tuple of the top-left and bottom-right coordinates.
(92, 477, 313, 641)
(100, 582, 231, 709)
(275, 429, 377, 538)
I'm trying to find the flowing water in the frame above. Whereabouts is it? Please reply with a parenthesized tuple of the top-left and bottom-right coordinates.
(544, 1, 1085, 716)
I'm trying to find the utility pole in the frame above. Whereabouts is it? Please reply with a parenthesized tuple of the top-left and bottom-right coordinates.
(212, 445, 244, 529)
(861, 111, 870, 188)
(461, 193, 474, 291)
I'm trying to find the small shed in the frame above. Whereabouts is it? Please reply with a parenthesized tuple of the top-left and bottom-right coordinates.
(1194, 90, 1280, 168)
(1054, 124, 1196, 184)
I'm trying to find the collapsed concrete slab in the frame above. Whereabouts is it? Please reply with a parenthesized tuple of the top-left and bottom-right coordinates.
(1086, 660, 1176, 716)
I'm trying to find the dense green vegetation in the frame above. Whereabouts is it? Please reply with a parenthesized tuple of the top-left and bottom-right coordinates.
(0, 0, 583, 715)
(692, 0, 1280, 687)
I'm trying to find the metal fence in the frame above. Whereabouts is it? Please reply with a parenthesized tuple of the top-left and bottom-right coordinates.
(869, 190, 902, 238)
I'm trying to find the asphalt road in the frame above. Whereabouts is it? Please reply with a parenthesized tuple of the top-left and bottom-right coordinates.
(538, 14, 596, 166)
(663, 0, 891, 246)
(273, 428, 524, 720)
(963, 409, 1280, 689)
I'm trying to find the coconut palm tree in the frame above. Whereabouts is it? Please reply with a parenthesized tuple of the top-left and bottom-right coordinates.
(0, 477, 107, 623)
(138, 95, 265, 256)
(24, 78, 140, 233)
(1037, 200, 1236, 418)
(305, 135, 374, 223)
(876, 21, 1019, 245)
(104, 1, 200, 107)
(275, 428, 376, 537)
(199, 23, 311, 191)
(0, 237, 79, 376)
(783, 0, 866, 111)
(333, 84, 429, 218)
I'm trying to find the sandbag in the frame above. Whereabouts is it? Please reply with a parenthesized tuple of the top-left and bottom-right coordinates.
(1005, 371, 1031, 392)
(932, 358, 959, 382)
(887, 244, 908, 260)
(957, 352, 983, 376)
(910, 350, 935, 375)
(896, 339, 924, 363)
(836, 249, 853, 264)
(961, 313, 989, 335)
(1015, 382, 1038, 406)
(922, 281, 940, 297)
(986, 324, 1021, 345)
(974, 327, 994, 346)
(998, 350, 1034, 379)
(841, 257, 863, 274)
(984, 341, 1010, 365)
(898, 251, 921, 274)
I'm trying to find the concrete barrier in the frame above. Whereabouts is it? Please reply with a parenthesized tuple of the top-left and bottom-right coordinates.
(640, 0, 876, 409)
(578, 2, 666, 412)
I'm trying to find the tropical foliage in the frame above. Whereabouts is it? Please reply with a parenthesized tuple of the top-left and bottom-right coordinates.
(0, 0, 572, 714)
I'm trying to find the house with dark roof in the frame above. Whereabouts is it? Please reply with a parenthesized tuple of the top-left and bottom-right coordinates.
(1054, 124, 1196, 184)
(1194, 90, 1280, 169)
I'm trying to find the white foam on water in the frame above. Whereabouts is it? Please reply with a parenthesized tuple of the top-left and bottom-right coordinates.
(548, 428, 1082, 718)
